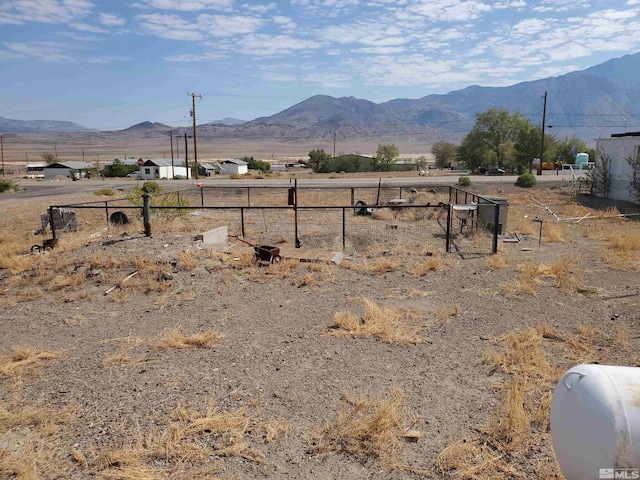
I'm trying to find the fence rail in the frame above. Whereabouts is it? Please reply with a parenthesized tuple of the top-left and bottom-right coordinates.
(46, 183, 505, 255)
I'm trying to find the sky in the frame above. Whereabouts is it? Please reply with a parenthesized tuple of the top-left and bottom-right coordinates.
(1, 0, 640, 130)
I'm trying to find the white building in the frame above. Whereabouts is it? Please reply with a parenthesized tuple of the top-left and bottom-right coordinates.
(596, 132, 640, 203)
(218, 159, 248, 175)
(140, 159, 188, 180)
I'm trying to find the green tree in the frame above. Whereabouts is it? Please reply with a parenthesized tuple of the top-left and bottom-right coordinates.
(101, 159, 138, 178)
(457, 129, 490, 171)
(308, 149, 330, 173)
(587, 145, 611, 198)
(242, 156, 271, 173)
(374, 144, 399, 171)
(41, 152, 56, 165)
(472, 109, 528, 168)
(431, 141, 457, 169)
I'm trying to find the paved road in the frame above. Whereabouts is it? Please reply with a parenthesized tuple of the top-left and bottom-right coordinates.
(11, 170, 581, 200)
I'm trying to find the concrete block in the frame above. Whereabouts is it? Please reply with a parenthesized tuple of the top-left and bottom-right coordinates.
(197, 226, 228, 246)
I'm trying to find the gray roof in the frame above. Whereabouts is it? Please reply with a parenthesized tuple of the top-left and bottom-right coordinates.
(45, 161, 92, 169)
(143, 158, 182, 167)
(200, 164, 216, 170)
(221, 159, 248, 165)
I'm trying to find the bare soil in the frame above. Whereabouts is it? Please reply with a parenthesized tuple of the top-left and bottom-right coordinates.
(1, 183, 639, 479)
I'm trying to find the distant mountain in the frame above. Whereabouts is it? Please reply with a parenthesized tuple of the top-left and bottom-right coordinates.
(124, 121, 172, 132)
(207, 51, 640, 143)
(0, 117, 89, 133)
(205, 117, 245, 126)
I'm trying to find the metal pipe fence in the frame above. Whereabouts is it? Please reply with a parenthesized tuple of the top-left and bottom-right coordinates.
(46, 184, 502, 255)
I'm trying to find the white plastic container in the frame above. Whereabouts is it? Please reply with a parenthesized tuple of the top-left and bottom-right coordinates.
(551, 364, 640, 480)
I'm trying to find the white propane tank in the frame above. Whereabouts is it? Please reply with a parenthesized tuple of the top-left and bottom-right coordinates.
(551, 364, 640, 480)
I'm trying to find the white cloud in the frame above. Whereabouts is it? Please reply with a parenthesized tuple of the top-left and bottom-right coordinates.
(409, 0, 492, 22)
(99, 13, 125, 26)
(165, 52, 224, 61)
(242, 2, 276, 13)
(355, 46, 405, 54)
(301, 72, 351, 88)
(71, 22, 107, 33)
(0, 0, 94, 25)
(3, 41, 74, 62)
(137, 13, 203, 40)
(87, 55, 132, 63)
(132, 0, 233, 11)
(237, 34, 321, 55)
(273, 15, 296, 33)
(58, 31, 102, 41)
(196, 14, 263, 36)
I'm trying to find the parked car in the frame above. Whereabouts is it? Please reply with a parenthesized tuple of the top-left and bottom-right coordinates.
(126, 172, 140, 178)
(487, 168, 506, 176)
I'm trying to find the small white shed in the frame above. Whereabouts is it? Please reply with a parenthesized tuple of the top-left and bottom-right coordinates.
(140, 159, 188, 180)
(596, 132, 640, 203)
(219, 159, 248, 175)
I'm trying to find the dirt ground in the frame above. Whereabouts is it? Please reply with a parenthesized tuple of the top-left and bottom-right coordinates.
(1, 181, 639, 479)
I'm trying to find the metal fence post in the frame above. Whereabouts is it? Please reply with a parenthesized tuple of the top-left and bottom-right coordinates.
(445, 204, 451, 253)
(247, 187, 251, 207)
(294, 179, 300, 248)
(240, 207, 245, 237)
(200, 187, 204, 208)
(104, 201, 109, 229)
(350, 188, 354, 210)
(49, 206, 57, 241)
(492, 203, 499, 254)
(142, 193, 151, 237)
(342, 207, 346, 251)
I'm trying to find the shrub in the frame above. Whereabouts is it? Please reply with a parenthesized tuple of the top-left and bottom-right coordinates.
(458, 176, 471, 187)
(516, 173, 537, 188)
(174, 175, 186, 180)
(0, 179, 19, 193)
(230, 174, 240, 179)
(141, 181, 162, 194)
(94, 188, 115, 196)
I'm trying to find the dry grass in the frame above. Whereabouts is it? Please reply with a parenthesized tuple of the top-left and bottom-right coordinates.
(103, 327, 224, 367)
(0, 345, 67, 377)
(329, 298, 423, 345)
(0, 401, 78, 479)
(409, 256, 446, 277)
(598, 229, 640, 270)
(437, 323, 631, 478)
(154, 326, 225, 351)
(351, 257, 402, 275)
(542, 222, 569, 243)
(486, 255, 506, 270)
(500, 280, 537, 297)
(177, 250, 199, 271)
(308, 387, 420, 472)
(513, 257, 593, 295)
(437, 304, 460, 324)
(91, 398, 287, 478)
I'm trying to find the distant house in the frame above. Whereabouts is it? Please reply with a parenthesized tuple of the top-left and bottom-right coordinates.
(43, 161, 93, 179)
(219, 159, 248, 175)
(199, 164, 217, 177)
(140, 158, 188, 180)
(596, 132, 640, 203)
(25, 163, 46, 178)
(393, 159, 417, 171)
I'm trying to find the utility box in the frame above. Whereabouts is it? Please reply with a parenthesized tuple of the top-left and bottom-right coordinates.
(477, 196, 508, 234)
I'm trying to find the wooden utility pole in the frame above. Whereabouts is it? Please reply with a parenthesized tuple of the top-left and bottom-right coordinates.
(188, 93, 202, 179)
(170, 131, 175, 179)
(539, 90, 547, 176)
(1, 136, 4, 177)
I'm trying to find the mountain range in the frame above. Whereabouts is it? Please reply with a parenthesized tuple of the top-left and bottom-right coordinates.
(2, 52, 639, 144)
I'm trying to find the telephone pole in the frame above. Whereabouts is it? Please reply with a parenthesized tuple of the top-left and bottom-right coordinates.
(1, 136, 4, 177)
(188, 93, 202, 179)
(170, 131, 175, 179)
(333, 131, 336, 158)
(539, 90, 547, 176)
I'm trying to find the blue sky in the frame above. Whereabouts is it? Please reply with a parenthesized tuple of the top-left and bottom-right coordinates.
(1, 0, 639, 130)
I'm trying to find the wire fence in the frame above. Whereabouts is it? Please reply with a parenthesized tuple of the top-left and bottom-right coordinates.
(44, 184, 505, 256)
